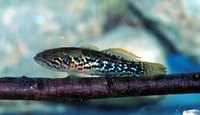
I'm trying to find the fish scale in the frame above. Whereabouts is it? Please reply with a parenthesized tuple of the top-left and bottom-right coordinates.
(64, 55, 142, 76)
(34, 45, 166, 77)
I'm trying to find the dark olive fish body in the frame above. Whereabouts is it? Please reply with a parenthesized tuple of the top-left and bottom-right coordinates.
(34, 45, 166, 77)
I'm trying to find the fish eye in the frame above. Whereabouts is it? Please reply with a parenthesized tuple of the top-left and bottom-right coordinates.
(42, 55, 47, 59)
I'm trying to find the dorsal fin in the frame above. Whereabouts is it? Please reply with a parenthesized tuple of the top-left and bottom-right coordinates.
(80, 44, 99, 51)
(101, 48, 141, 61)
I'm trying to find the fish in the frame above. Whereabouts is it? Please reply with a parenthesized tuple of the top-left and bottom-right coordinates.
(34, 44, 166, 77)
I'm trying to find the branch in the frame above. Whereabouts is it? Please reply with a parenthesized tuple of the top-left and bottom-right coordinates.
(0, 72, 200, 101)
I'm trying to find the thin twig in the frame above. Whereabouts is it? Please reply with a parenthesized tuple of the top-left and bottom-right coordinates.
(0, 72, 199, 101)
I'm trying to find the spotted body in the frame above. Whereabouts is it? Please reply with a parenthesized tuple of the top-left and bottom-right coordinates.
(34, 44, 166, 77)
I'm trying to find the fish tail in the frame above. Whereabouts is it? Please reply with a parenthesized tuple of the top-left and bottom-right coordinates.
(141, 62, 166, 76)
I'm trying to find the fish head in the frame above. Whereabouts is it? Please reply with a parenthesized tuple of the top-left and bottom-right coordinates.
(34, 48, 69, 71)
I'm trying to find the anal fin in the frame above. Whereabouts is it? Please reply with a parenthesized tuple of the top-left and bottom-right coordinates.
(67, 71, 100, 77)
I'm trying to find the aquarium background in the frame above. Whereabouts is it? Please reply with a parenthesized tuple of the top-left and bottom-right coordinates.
(0, 0, 200, 114)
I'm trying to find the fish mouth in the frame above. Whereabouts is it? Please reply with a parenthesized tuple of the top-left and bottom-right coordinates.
(34, 54, 47, 66)
(34, 53, 43, 64)
(34, 52, 46, 63)
(34, 55, 39, 62)
(34, 56, 53, 70)
(34, 55, 43, 66)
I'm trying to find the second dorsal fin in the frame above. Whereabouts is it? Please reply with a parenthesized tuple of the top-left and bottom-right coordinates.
(101, 48, 141, 61)
(80, 44, 99, 51)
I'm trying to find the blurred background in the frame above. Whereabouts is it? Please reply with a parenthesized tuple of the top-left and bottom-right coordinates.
(0, 0, 200, 114)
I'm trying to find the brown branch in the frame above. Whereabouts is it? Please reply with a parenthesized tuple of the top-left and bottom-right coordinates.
(0, 72, 200, 101)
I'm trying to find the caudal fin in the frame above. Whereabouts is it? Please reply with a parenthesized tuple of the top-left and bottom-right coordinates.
(141, 62, 166, 76)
